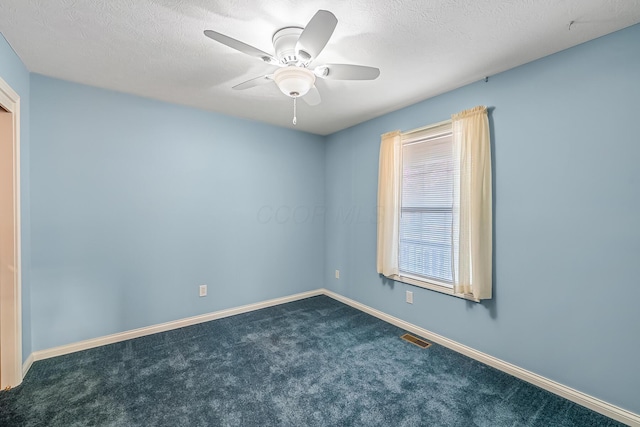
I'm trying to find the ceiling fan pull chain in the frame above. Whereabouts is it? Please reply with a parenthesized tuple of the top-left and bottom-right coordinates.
(293, 97, 297, 125)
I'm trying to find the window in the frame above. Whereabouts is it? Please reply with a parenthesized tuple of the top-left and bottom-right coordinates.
(399, 123, 455, 287)
(377, 106, 492, 301)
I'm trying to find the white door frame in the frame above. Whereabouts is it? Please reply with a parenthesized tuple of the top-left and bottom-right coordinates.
(0, 75, 22, 388)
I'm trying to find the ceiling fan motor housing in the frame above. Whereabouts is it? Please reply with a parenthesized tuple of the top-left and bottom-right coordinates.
(272, 27, 308, 65)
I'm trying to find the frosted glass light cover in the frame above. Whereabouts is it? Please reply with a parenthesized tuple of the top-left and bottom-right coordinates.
(274, 67, 316, 97)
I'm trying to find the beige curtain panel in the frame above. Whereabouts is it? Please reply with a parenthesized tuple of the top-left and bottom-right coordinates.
(376, 130, 402, 277)
(452, 106, 493, 300)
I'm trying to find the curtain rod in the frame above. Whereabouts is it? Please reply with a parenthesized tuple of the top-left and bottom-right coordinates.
(402, 119, 451, 136)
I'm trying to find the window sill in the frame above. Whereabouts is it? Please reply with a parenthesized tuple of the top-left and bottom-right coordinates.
(389, 274, 480, 303)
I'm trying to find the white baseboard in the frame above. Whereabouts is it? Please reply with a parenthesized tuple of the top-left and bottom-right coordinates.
(323, 289, 639, 427)
(21, 287, 638, 426)
(30, 289, 323, 362)
(21, 352, 33, 378)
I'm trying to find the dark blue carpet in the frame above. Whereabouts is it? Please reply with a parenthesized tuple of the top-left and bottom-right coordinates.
(0, 296, 623, 426)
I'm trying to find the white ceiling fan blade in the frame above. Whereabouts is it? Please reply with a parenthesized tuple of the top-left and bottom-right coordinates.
(315, 64, 380, 80)
(204, 30, 278, 65)
(295, 10, 337, 62)
(302, 85, 321, 106)
(232, 75, 274, 90)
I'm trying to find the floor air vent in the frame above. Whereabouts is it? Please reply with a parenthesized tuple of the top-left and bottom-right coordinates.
(401, 333, 432, 349)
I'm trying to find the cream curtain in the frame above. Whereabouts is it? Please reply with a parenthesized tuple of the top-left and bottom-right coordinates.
(376, 130, 402, 277)
(452, 106, 493, 300)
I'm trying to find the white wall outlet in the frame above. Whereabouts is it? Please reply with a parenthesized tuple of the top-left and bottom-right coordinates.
(335, 270, 340, 279)
(199, 284, 207, 297)
(406, 290, 413, 304)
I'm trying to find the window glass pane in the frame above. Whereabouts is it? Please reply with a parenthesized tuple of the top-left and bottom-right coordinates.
(400, 131, 454, 283)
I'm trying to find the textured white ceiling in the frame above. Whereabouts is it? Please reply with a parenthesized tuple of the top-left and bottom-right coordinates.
(1, 0, 639, 135)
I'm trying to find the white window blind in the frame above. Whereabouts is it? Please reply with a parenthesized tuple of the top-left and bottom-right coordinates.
(399, 123, 457, 285)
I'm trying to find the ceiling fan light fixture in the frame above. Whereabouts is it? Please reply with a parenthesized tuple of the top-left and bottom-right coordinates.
(274, 66, 316, 98)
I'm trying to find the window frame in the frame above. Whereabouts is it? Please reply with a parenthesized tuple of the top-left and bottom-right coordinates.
(390, 119, 479, 302)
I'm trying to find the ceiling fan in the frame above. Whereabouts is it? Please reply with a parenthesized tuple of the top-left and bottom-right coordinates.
(204, 10, 380, 121)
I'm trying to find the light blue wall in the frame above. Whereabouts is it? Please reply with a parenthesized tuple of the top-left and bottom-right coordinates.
(324, 24, 640, 414)
(30, 75, 325, 351)
(0, 34, 31, 363)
